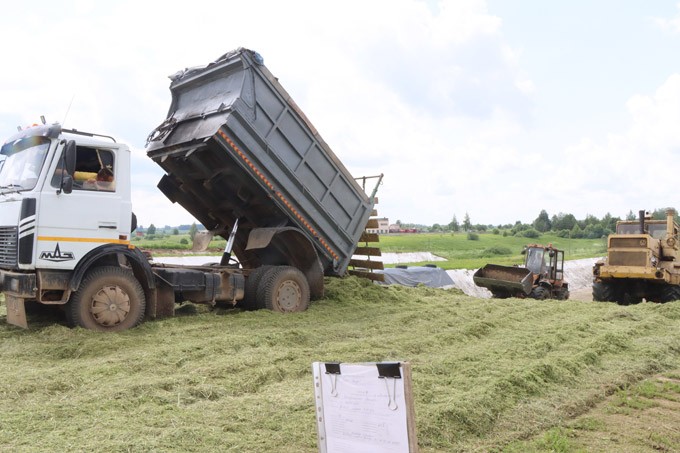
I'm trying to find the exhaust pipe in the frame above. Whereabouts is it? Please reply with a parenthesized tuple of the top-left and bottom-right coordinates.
(639, 210, 646, 234)
(666, 208, 676, 236)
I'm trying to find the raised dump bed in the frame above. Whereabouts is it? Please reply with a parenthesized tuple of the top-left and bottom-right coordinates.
(473, 264, 533, 297)
(146, 48, 378, 276)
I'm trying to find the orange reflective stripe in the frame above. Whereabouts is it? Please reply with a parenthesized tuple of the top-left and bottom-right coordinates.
(37, 236, 130, 245)
(217, 130, 339, 261)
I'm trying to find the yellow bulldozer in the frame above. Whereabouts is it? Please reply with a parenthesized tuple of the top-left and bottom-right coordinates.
(593, 209, 680, 304)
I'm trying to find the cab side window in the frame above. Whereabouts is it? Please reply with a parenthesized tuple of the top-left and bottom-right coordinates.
(52, 147, 116, 192)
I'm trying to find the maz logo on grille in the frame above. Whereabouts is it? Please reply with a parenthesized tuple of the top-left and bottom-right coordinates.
(39, 243, 74, 262)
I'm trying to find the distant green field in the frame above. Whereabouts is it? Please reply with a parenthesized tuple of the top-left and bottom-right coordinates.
(378, 232, 606, 269)
(138, 232, 606, 269)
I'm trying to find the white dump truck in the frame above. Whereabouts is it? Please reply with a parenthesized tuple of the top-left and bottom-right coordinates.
(0, 48, 381, 331)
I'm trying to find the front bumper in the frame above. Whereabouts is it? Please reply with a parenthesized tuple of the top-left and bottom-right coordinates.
(596, 265, 667, 281)
(1, 270, 37, 329)
(0, 270, 37, 298)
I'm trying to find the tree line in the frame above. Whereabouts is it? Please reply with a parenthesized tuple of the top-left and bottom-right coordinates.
(427, 208, 678, 239)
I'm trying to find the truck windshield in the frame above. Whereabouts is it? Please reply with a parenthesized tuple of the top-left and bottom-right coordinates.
(0, 136, 51, 193)
(616, 222, 667, 238)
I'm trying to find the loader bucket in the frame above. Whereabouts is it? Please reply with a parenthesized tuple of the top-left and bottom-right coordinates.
(473, 264, 533, 296)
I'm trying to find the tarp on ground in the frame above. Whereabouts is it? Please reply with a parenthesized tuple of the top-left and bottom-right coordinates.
(377, 266, 455, 288)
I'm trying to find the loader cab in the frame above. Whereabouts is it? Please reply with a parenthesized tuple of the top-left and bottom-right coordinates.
(524, 246, 565, 282)
(525, 247, 547, 275)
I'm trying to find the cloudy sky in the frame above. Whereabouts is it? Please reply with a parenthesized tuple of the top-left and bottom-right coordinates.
(2, 1, 680, 228)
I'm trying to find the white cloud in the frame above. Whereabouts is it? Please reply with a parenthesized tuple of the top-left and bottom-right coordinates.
(654, 2, 680, 34)
(549, 74, 680, 220)
(9, 1, 678, 230)
(1, 0, 533, 227)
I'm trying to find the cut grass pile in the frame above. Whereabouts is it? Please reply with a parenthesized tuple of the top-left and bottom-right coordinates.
(506, 372, 680, 452)
(1, 277, 679, 452)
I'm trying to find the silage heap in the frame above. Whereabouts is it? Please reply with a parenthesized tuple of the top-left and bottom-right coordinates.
(0, 276, 678, 452)
(321, 277, 680, 451)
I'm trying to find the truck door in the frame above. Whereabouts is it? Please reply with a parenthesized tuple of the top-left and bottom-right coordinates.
(37, 145, 122, 270)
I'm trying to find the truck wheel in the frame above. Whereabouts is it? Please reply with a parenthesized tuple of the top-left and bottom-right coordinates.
(257, 266, 310, 313)
(592, 281, 621, 303)
(659, 285, 680, 303)
(66, 266, 146, 332)
(240, 265, 274, 310)
(530, 286, 549, 300)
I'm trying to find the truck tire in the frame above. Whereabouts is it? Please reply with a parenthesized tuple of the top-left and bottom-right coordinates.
(239, 265, 274, 310)
(592, 281, 621, 303)
(257, 266, 310, 313)
(530, 286, 549, 300)
(66, 266, 146, 332)
(659, 284, 680, 303)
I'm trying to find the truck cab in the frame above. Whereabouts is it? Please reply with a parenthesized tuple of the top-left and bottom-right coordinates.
(1, 124, 133, 271)
(0, 123, 149, 329)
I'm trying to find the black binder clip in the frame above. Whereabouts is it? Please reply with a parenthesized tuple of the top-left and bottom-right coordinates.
(377, 362, 401, 411)
(324, 362, 341, 397)
(377, 362, 402, 379)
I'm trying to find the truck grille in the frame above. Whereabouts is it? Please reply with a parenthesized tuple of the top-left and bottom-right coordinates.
(0, 226, 18, 267)
(610, 237, 647, 248)
(609, 251, 647, 267)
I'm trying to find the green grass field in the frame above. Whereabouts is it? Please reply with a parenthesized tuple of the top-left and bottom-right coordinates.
(1, 233, 677, 452)
(378, 232, 606, 269)
(1, 277, 679, 452)
(140, 231, 606, 269)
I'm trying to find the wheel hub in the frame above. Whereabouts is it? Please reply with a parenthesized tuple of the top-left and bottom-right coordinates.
(90, 285, 131, 327)
(276, 281, 301, 311)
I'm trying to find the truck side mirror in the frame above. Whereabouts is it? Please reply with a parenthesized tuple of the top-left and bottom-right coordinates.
(64, 140, 77, 175)
(56, 140, 77, 195)
(61, 174, 74, 194)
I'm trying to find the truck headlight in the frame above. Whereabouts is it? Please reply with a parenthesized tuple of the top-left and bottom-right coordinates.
(651, 257, 658, 266)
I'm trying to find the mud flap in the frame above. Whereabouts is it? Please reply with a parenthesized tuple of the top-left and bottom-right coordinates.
(5, 295, 28, 329)
(192, 231, 214, 252)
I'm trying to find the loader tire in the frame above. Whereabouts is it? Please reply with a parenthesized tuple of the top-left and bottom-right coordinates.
(66, 266, 145, 332)
(555, 287, 570, 300)
(530, 286, 549, 300)
(257, 266, 310, 313)
(592, 281, 621, 303)
(659, 284, 680, 303)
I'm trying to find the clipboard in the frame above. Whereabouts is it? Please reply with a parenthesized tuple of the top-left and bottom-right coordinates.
(312, 361, 418, 453)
